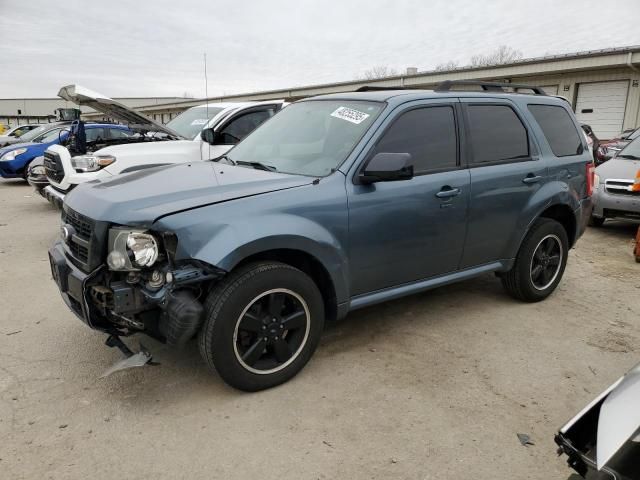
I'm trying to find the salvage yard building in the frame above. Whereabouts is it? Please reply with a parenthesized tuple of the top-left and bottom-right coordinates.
(2, 45, 640, 140)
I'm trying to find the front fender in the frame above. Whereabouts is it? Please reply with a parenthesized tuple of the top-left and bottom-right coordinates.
(153, 179, 350, 303)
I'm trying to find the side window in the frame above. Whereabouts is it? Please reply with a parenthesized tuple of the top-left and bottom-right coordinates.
(370, 106, 458, 173)
(467, 105, 529, 164)
(528, 104, 583, 157)
(109, 128, 133, 139)
(85, 128, 105, 143)
(218, 109, 276, 145)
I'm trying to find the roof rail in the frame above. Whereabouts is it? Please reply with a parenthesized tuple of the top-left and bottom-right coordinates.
(355, 86, 412, 92)
(435, 80, 548, 95)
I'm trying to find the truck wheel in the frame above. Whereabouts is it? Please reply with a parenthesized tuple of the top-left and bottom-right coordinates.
(198, 261, 325, 391)
(589, 215, 605, 227)
(501, 218, 568, 302)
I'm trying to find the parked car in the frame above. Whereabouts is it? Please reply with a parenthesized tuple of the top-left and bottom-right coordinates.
(590, 136, 640, 226)
(0, 122, 134, 180)
(28, 120, 150, 195)
(596, 127, 640, 165)
(556, 362, 640, 479)
(42, 85, 285, 206)
(48, 81, 593, 391)
(0, 123, 42, 147)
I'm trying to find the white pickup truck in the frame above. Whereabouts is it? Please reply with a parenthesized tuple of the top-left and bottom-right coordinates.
(43, 85, 284, 206)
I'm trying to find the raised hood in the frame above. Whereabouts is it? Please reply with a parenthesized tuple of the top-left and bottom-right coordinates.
(58, 84, 185, 139)
(597, 362, 640, 469)
(64, 162, 313, 226)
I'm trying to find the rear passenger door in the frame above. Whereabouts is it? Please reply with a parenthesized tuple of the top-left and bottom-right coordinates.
(459, 99, 547, 268)
(347, 100, 470, 296)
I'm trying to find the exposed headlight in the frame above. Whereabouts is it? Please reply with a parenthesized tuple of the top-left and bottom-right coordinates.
(71, 154, 116, 172)
(106, 228, 159, 271)
(1, 148, 27, 161)
(126, 232, 159, 267)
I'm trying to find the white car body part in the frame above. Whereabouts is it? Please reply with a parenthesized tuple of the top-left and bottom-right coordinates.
(46, 84, 285, 197)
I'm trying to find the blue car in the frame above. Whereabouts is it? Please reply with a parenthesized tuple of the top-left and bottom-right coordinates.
(0, 122, 132, 179)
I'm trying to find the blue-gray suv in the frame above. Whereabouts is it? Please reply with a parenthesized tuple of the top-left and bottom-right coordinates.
(49, 82, 594, 391)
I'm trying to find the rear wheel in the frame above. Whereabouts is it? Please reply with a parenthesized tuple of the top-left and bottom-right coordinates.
(198, 261, 324, 391)
(501, 218, 568, 302)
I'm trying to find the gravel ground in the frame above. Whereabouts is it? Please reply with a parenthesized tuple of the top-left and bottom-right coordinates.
(1, 178, 639, 480)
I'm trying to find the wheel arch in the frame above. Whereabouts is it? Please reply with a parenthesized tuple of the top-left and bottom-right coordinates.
(538, 203, 577, 247)
(234, 248, 339, 322)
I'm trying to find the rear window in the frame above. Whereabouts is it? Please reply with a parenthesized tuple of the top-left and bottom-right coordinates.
(528, 104, 583, 157)
(467, 105, 529, 164)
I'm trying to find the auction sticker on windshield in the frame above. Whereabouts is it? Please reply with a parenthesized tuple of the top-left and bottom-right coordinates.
(331, 106, 370, 125)
(190, 119, 209, 126)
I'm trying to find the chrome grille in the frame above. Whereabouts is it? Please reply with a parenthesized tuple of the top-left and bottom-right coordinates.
(604, 179, 639, 196)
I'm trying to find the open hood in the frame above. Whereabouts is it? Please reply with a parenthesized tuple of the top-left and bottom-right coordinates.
(57, 85, 186, 139)
(597, 362, 640, 469)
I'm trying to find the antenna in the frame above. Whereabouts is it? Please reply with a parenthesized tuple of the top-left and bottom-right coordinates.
(204, 52, 211, 160)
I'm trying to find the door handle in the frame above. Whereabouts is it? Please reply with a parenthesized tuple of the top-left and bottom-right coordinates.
(522, 174, 542, 184)
(435, 187, 461, 199)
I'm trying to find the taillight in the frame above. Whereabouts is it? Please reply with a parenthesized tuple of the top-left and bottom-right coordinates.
(632, 170, 640, 192)
(586, 162, 595, 196)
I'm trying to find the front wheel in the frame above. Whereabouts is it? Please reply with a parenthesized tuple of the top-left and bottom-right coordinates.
(198, 261, 325, 391)
(501, 218, 569, 302)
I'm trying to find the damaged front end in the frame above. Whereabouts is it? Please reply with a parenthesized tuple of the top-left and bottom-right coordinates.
(49, 206, 225, 373)
(556, 363, 640, 480)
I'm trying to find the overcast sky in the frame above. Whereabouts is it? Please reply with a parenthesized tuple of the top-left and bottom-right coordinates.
(1, 0, 638, 99)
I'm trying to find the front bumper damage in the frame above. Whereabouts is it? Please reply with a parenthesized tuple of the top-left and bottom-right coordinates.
(556, 363, 640, 479)
(48, 240, 225, 371)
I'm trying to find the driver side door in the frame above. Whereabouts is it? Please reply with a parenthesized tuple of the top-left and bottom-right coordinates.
(346, 100, 470, 296)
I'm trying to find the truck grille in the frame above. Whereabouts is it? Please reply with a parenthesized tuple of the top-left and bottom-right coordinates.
(61, 206, 108, 272)
(44, 150, 64, 184)
(605, 179, 639, 196)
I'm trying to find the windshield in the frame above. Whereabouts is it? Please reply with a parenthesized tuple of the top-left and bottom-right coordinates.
(628, 128, 640, 141)
(36, 127, 68, 144)
(166, 107, 224, 139)
(17, 124, 53, 142)
(618, 136, 640, 159)
(226, 100, 384, 176)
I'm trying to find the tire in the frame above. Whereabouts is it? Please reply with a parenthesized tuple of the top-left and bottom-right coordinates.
(589, 215, 605, 227)
(21, 161, 32, 181)
(198, 261, 325, 391)
(501, 218, 569, 302)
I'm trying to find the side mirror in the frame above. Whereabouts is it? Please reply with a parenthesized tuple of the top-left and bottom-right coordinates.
(201, 127, 216, 144)
(359, 152, 414, 184)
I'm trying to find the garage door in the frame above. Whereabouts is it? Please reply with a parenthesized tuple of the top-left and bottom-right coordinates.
(575, 81, 629, 140)
(541, 85, 558, 96)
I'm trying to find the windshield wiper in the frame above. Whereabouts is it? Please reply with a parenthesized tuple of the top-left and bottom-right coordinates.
(617, 154, 640, 160)
(235, 160, 277, 172)
(212, 154, 236, 165)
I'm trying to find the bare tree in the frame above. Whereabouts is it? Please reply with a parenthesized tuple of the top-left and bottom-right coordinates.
(360, 65, 399, 80)
(469, 45, 523, 67)
(434, 61, 459, 72)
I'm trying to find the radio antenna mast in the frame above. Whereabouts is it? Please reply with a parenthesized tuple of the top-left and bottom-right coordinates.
(204, 52, 211, 159)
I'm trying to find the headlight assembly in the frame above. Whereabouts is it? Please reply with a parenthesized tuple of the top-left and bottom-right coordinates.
(71, 154, 116, 172)
(106, 228, 159, 271)
(1, 148, 27, 161)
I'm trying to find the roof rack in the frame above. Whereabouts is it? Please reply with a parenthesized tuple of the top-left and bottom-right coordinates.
(355, 86, 412, 92)
(435, 80, 547, 95)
